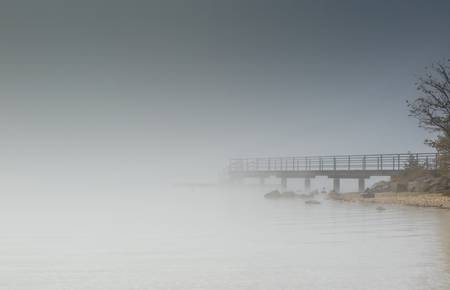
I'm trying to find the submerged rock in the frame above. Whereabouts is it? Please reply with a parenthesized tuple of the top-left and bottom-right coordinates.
(376, 206, 386, 211)
(264, 190, 282, 199)
(305, 200, 321, 205)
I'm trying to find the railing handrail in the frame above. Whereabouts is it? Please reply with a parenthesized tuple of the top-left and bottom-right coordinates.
(228, 152, 439, 172)
(229, 152, 436, 161)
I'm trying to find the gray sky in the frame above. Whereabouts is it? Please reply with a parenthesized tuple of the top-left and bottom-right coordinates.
(1, 0, 450, 190)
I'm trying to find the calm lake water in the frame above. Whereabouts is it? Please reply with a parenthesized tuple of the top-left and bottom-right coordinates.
(1, 187, 449, 290)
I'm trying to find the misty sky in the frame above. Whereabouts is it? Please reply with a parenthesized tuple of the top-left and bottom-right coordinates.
(1, 0, 450, 191)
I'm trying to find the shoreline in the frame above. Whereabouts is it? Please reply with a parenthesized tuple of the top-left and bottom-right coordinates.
(329, 192, 450, 209)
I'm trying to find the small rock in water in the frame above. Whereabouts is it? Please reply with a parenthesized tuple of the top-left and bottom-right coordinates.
(305, 200, 321, 205)
(264, 190, 281, 199)
(297, 193, 314, 199)
(361, 192, 375, 198)
(376, 206, 386, 211)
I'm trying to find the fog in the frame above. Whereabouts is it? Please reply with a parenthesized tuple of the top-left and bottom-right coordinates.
(2, 0, 449, 192)
(1, 186, 449, 289)
(1, 0, 450, 289)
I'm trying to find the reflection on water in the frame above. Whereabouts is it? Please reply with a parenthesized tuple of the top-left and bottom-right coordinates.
(0, 188, 449, 290)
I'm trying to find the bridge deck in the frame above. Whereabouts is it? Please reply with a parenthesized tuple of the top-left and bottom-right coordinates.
(229, 153, 438, 179)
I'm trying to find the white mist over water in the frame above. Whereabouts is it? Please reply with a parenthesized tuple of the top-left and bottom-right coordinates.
(0, 187, 449, 290)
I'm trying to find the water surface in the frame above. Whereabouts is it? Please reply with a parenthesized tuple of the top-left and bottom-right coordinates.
(0, 188, 449, 290)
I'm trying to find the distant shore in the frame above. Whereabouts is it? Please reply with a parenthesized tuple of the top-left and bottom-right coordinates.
(329, 192, 450, 209)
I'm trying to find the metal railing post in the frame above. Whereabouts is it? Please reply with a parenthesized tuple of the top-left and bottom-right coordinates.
(227, 153, 440, 179)
(436, 153, 439, 170)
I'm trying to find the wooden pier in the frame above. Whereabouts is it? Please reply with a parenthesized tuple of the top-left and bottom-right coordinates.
(228, 153, 438, 192)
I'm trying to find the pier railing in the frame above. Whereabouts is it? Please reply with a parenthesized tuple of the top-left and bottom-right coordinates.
(229, 153, 439, 173)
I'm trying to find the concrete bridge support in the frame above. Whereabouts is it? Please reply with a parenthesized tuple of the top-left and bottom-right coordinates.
(358, 178, 366, 193)
(281, 177, 287, 190)
(333, 178, 341, 193)
(304, 178, 311, 193)
(230, 176, 243, 185)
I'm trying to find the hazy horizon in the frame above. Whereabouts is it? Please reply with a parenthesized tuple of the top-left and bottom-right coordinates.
(1, 0, 450, 192)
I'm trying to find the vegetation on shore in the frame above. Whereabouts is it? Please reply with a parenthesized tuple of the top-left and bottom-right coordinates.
(408, 59, 450, 176)
(329, 60, 450, 209)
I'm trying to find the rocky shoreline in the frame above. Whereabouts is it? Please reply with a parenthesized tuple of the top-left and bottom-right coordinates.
(329, 191, 450, 209)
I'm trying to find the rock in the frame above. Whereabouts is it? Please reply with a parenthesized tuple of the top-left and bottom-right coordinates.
(264, 190, 302, 199)
(369, 180, 391, 193)
(408, 181, 420, 192)
(327, 191, 340, 200)
(264, 190, 281, 199)
(376, 206, 386, 211)
(281, 191, 297, 198)
(297, 193, 314, 199)
(365, 173, 450, 195)
(305, 200, 321, 205)
(392, 182, 408, 193)
(421, 183, 432, 192)
(361, 192, 375, 198)
(423, 177, 433, 184)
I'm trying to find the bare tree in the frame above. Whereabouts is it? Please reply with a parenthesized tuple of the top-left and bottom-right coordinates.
(408, 60, 450, 174)
(407, 60, 450, 151)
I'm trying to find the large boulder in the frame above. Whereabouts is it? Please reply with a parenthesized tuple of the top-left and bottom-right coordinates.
(264, 190, 282, 199)
(281, 191, 297, 198)
(392, 182, 408, 192)
(297, 193, 314, 199)
(368, 180, 391, 193)
(408, 181, 420, 192)
(361, 192, 375, 198)
(365, 174, 450, 194)
(408, 175, 450, 193)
